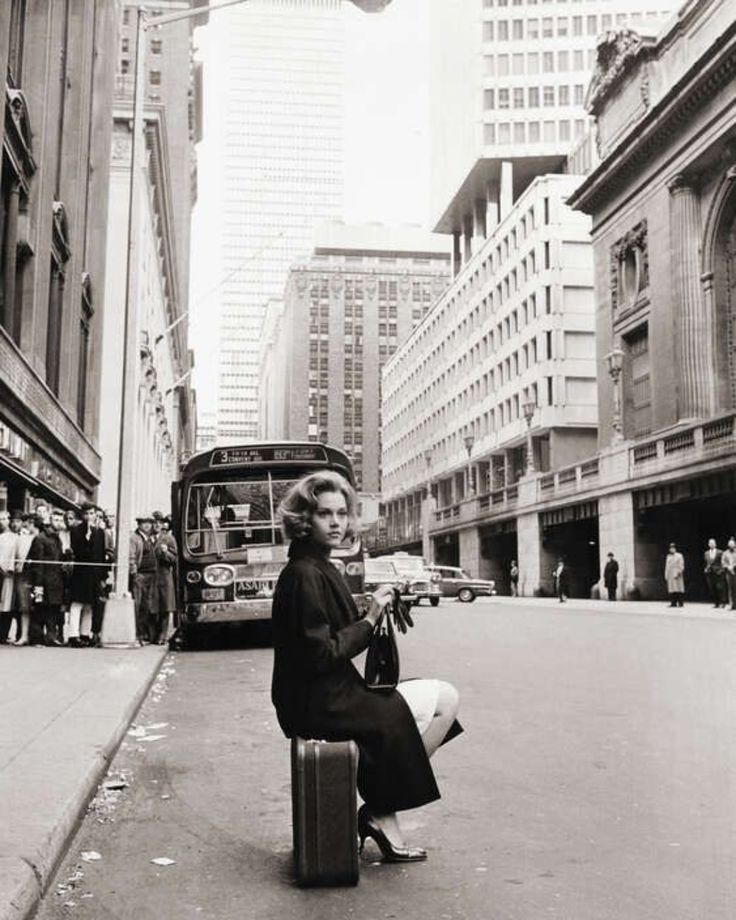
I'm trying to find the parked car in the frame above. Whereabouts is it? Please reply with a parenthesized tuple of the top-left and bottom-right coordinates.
(364, 558, 417, 605)
(374, 552, 443, 606)
(425, 565, 496, 602)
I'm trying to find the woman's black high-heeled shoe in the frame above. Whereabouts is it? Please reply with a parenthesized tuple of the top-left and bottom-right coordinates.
(357, 805, 428, 863)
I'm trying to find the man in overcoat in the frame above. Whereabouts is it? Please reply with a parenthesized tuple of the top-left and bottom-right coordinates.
(28, 510, 66, 645)
(130, 515, 158, 643)
(722, 537, 736, 611)
(553, 558, 569, 602)
(603, 552, 619, 601)
(68, 502, 108, 647)
(665, 542, 685, 608)
(152, 511, 178, 644)
(703, 538, 726, 608)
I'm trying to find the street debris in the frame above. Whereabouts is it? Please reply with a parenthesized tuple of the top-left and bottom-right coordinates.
(56, 868, 84, 896)
(151, 857, 176, 866)
(80, 851, 102, 862)
(103, 778, 129, 791)
(139, 734, 167, 742)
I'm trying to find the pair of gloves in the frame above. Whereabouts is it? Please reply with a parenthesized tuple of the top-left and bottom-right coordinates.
(387, 587, 414, 634)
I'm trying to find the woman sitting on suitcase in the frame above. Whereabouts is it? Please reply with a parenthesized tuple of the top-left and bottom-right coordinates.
(271, 470, 462, 863)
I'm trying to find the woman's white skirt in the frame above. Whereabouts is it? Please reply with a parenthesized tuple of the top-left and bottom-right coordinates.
(396, 679, 440, 735)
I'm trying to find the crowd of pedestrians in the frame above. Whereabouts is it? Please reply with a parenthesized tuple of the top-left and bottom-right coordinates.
(0, 503, 114, 647)
(0, 502, 179, 648)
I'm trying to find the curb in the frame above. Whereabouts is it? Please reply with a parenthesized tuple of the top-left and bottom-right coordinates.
(0, 648, 168, 920)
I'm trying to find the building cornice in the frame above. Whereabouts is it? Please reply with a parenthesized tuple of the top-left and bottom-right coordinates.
(569, 20, 736, 215)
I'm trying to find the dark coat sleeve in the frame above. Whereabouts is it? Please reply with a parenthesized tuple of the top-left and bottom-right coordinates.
(284, 563, 373, 675)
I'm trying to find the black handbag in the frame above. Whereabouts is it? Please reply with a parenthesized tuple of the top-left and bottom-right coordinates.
(364, 604, 400, 692)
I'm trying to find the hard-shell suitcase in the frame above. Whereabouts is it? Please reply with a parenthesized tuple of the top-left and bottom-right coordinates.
(291, 737, 360, 887)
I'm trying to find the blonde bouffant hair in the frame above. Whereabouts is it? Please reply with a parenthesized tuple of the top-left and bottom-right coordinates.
(278, 470, 358, 541)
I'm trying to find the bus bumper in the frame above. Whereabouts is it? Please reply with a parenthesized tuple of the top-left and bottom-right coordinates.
(184, 600, 273, 624)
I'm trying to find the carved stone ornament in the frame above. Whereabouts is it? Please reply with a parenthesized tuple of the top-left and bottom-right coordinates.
(51, 201, 71, 264)
(609, 219, 649, 313)
(586, 29, 657, 115)
(5, 88, 36, 184)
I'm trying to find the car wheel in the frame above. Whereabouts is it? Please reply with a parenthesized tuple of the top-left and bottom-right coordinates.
(430, 596, 440, 607)
(458, 588, 475, 603)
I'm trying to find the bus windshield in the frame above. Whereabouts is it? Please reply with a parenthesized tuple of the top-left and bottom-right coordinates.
(185, 472, 300, 556)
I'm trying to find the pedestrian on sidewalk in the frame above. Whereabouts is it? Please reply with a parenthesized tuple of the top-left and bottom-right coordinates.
(6, 509, 25, 641)
(153, 512, 178, 645)
(272, 471, 462, 863)
(12, 512, 38, 645)
(553, 557, 569, 603)
(509, 560, 519, 597)
(604, 552, 619, 601)
(722, 537, 736, 611)
(68, 502, 108, 647)
(703, 538, 727, 608)
(665, 542, 685, 608)
(0, 509, 17, 642)
(28, 510, 66, 645)
(130, 514, 159, 644)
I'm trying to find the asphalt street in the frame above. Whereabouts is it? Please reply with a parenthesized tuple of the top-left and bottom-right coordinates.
(34, 598, 736, 920)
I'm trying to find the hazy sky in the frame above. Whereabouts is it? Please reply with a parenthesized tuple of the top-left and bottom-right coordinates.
(189, 0, 433, 418)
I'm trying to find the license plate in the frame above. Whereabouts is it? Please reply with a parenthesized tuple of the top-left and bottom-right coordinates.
(201, 588, 226, 601)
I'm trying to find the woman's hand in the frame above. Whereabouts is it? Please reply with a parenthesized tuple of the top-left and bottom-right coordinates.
(366, 583, 394, 626)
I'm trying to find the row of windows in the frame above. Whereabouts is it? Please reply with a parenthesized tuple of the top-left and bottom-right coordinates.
(484, 118, 586, 145)
(485, 84, 585, 109)
(485, 48, 595, 76)
(483, 13, 613, 41)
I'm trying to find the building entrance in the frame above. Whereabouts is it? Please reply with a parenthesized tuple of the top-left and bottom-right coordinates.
(634, 473, 736, 600)
(540, 501, 599, 598)
(433, 531, 459, 567)
(480, 523, 518, 595)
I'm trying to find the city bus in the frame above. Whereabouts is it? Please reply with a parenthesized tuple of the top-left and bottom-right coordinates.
(171, 442, 365, 643)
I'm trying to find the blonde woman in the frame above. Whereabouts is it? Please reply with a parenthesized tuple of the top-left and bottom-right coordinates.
(271, 470, 461, 862)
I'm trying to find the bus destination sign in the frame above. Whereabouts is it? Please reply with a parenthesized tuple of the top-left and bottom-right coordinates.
(210, 445, 328, 467)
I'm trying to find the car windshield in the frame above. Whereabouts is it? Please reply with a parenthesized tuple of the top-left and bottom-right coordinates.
(389, 556, 426, 575)
(365, 561, 398, 579)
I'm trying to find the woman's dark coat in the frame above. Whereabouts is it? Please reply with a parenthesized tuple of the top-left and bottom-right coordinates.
(271, 539, 442, 814)
(69, 523, 108, 604)
(28, 529, 66, 606)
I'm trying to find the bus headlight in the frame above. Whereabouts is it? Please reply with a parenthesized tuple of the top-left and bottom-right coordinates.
(346, 562, 364, 577)
(186, 570, 202, 584)
(203, 564, 235, 586)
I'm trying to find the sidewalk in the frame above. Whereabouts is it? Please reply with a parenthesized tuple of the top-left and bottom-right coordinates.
(0, 646, 166, 920)
(495, 595, 736, 620)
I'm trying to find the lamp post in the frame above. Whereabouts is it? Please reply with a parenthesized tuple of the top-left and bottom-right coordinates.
(463, 434, 475, 498)
(522, 398, 536, 473)
(422, 448, 434, 564)
(605, 347, 625, 444)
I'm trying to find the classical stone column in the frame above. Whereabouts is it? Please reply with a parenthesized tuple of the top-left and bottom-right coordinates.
(2, 181, 20, 335)
(668, 175, 716, 418)
(452, 230, 462, 277)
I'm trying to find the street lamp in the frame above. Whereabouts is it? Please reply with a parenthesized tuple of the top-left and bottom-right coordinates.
(423, 447, 433, 498)
(463, 433, 475, 498)
(522, 398, 536, 473)
(605, 347, 625, 444)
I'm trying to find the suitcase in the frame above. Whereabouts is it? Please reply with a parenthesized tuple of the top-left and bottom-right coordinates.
(291, 737, 360, 887)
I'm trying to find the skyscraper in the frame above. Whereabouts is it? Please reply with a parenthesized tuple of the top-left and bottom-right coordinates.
(429, 0, 672, 268)
(198, 0, 345, 444)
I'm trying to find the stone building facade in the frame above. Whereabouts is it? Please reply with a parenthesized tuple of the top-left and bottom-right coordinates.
(0, 1, 119, 512)
(566, 0, 736, 600)
(96, 3, 201, 519)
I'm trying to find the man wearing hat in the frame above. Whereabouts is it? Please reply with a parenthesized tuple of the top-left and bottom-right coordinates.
(130, 514, 159, 644)
(68, 502, 108, 647)
(13, 512, 38, 644)
(152, 511, 178, 645)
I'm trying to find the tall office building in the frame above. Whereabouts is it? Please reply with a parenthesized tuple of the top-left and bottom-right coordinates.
(200, 0, 345, 444)
(259, 222, 450, 491)
(430, 0, 672, 267)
